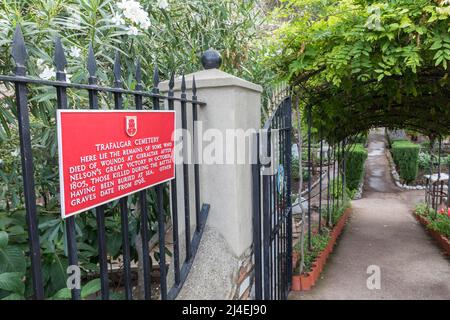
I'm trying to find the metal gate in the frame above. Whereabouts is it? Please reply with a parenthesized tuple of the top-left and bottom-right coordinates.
(252, 94, 292, 300)
(1, 25, 209, 300)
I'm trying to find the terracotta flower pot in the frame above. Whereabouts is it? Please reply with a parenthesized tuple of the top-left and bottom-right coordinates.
(291, 275, 302, 291)
(300, 273, 312, 291)
(292, 252, 299, 269)
(441, 237, 450, 254)
(327, 241, 334, 254)
(315, 256, 323, 273)
(322, 247, 329, 260)
(310, 263, 319, 285)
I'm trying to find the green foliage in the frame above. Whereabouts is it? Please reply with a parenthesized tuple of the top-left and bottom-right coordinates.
(417, 150, 448, 170)
(428, 214, 450, 238)
(0, 272, 25, 298)
(352, 133, 368, 145)
(291, 156, 310, 181)
(50, 278, 101, 300)
(0, 0, 272, 299)
(415, 203, 450, 238)
(345, 143, 368, 190)
(294, 227, 331, 274)
(329, 177, 352, 200)
(268, 0, 450, 141)
(391, 140, 420, 183)
(415, 202, 430, 216)
(331, 198, 351, 226)
(418, 151, 432, 169)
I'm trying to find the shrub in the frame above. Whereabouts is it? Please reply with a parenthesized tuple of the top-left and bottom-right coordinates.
(291, 156, 310, 182)
(391, 140, 420, 183)
(294, 227, 331, 274)
(329, 178, 353, 200)
(428, 214, 450, 238)
(415, 203, 450, 239)
(345, 143, 367, 190)
(291, 157, 300, 180)
(418, 151, 432, 170)
(352, 133, 368, 145)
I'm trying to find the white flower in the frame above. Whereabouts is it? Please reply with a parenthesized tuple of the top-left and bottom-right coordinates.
(111, 12, 125, 26)
(66, 73, 72, 83)
(436, 6, 450, 15)
(11, 150, 19, 157)
(157, 0, 169, 10)
(36, 58, 45, 66)
(127, 26, 140, 36)
(69, 46, 81, 58)
(117, 0, 151, 29)
(39, 66, 55, 80)
(139, 17, 151, 29)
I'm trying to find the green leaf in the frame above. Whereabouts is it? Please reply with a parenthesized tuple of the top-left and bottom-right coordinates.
(0, 272, 25, 295)
(46, 254, 68, 295)
(108, 291, 125, 300)
(81, 278, 101, 299)
(0, 245, 26, 274)
(1, 293, 25, 300)
(50, 288, 71, 300)
(0, 231, 8, 248)
(430, 41, 442, 50)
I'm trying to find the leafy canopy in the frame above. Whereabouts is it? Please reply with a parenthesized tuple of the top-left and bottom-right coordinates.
(268, 0, 450, 141)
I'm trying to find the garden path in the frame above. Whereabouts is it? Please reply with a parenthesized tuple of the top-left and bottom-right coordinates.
(289, 129, 450, 300)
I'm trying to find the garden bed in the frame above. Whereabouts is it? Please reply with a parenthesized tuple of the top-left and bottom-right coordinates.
(413, 206, 450, 256)
(291, 208, 351, 291)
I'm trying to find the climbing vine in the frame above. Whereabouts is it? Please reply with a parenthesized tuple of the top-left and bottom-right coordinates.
(267, 0, 450, 141)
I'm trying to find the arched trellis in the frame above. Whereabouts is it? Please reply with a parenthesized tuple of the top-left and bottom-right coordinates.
(291, 75, 449, 269)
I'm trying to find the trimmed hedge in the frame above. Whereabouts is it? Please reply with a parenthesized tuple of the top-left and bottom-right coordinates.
(345, 143, 368, 190)
(352, 133, 368, 145)
(391, 140, 420, 183)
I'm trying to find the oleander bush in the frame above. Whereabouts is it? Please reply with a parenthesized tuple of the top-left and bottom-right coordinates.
(391, 140, 420, 184)
(344, 143, 368, 191)
(0, 0, 271, 300)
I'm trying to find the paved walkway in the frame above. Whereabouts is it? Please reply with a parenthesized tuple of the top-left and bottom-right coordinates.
(289, 129, 450, 300)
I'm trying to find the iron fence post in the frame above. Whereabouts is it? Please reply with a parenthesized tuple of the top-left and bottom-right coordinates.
(113, 51, 133, 300)
(11, 25, 44, 300)
(168, 73, 181, 286)
(307, 104, 312, 250)
(134, 59, 152, 300)
(252, 132, 262, 299)
(180, 74, 192, 261)
(318, 132, 323, 233)
(54, 37, 81, 300)
(87, 43, 110, 300)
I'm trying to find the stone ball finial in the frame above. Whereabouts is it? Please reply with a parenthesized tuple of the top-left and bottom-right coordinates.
(201, 48, 222, 69)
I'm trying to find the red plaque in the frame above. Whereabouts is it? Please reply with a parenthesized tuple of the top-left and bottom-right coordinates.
(57, 110, 175, 218)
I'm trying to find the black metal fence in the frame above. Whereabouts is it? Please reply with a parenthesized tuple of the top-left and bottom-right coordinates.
(0, 25, 209, 300)
(253, 94, 292, 300)
(253, 90, 358, 299)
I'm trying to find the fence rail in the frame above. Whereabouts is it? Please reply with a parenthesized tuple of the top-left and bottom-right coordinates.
(2, 25, 209, 300)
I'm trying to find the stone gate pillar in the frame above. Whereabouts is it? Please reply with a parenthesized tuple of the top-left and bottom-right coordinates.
(160, 50, 262, 299)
